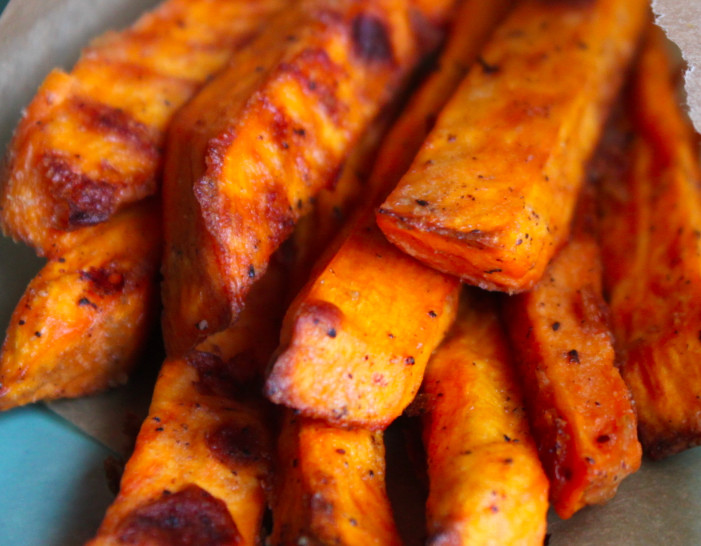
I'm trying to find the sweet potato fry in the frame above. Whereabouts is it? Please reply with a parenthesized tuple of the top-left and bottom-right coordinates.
(597, 27, 701, 460)
(265, 0, 512, 428)
(377, 0, 648, 293)
(0, 0, 285, 254)
(89, 82, 390, 543)
(503, 183, 641, 518)
(160, 0, 455, 355)
(87, 353, 273, 546)
(0, 199, 160, 410)
(422, 289, 548, 545)
(270, 412, 400, 546)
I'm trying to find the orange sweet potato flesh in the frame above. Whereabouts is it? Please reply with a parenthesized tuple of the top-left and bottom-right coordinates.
(422, 289, 548, 545)
(89, 243, 298, 545)
(87, 353, 273, 546)
(0, 0, 285, 254)
(0, 199, 161, 410)
(597, 27, 701, 460)
(265, 0, 512, 429)
(503, 184, 641, 518)
(160, 0, 454, 356)
(88, 89, 389, 544)
(270, 412, 400, 546)
(377, 0, 649, 293)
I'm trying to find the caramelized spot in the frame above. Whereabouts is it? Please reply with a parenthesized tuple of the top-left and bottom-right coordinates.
(299, 300, 344, 339)
(186, 351, 241, 398)
(206, 423, 269, 467)
(71, 97, 159, 156)
(116, 485, 240, 545)
(42, 154, 117, 226)
(79, 266, 125, 295)
(351, 14, 394, 64)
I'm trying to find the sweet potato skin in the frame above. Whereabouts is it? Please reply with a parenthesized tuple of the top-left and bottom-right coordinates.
(377, 0, 649, 293)
(503, 185, 641, 518)
(161, 0, 451, 356)
(87, 354, 273, 546)
(0, 0, 285, 254)
(422, 290, 548, 545)
(270, 412, 400, 546)
(0, 200, 161, 410)
(598, 27, 701, 460)
(265, 0, 512, 428)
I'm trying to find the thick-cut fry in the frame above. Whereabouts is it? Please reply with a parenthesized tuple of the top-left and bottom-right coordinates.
(377, 0, 648, 293)
(503, 184, 641, 518)
(0, 0, 285, 254)
(265, 0, 512, 428)
(160, 0, 454, 355)
(422, 289, 548, 545)
(0, 0, 286, 410)
(270, 412, 400, 546)
(88, 80, 391, 543)
(0, 199, 160, 410)
(597, 27, 701, 460)
(87, 353, 273, 546)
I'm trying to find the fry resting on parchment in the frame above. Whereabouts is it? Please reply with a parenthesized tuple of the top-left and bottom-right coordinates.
(0, 0, 285, 409)
(160, 0, 455, 356)
(88, 246, 292, 545)
(0, 200, 160, 410)
(87, 353, 274, 546)
(377, 0, 648, 293)
(422, 289, 548, 545)
(503, 185, 641, 519)
(265, 0, 512, 428)
(0, 0, 285, 254)
(89, 80, 395, 544)
(270, 412, 401, 546)
(598, 27, 701, 460)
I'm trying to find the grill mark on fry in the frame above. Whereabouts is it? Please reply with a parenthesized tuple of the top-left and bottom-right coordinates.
(279, 49, 343, 122)
(69, 95, 160, 158)
(79, 266, 125, 295)
(186, 351, 239, 398)
(206, 423, 269, 467)
(116, 485, 241, 545)
(42, 153, 117, 226)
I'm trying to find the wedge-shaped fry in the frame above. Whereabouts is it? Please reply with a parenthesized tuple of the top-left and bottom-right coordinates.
(270, 412, 400, 546)
(0, 199, 160, 410)
(161, 0, 454, 355)
(265, 0, 512, 428)
(0, 0, 285, 254)
(422, 289, 548, 545)
(89, 103, 384, 543)
(503, 183, 641, 518)
(377, 0, 649, 293)
(87, 353, 273, 546)
(597, 27, 701, 460)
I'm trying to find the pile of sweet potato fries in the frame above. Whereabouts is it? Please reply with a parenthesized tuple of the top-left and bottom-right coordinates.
(1, 0, 699, 543)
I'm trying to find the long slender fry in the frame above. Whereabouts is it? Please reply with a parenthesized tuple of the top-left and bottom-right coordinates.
(377, 0, 648, 293)
(504, 184, 641, 518)
(598, 26, 701, 459)
(0, 0, 285, 409)
(160, 0, 454, 355)
(270, 412, 401, 546)
(1, 0, 285, 254)
(265, 0, 512, 428)
(0, 200, 160, 410)
(423, 289, 548, 545)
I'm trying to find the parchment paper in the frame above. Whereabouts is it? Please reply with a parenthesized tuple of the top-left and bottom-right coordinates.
(1, 0, 701, 544)
(652, 0, 701, 133)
